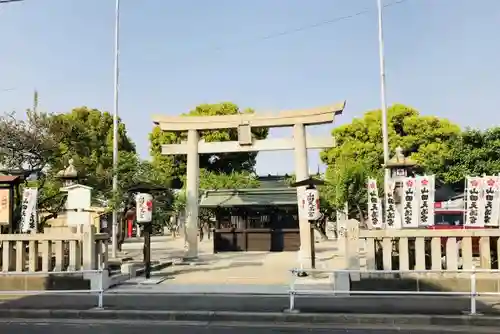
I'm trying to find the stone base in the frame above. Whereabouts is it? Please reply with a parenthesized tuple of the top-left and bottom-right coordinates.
(351, 275, 500, 293)
(0, 274, 90, 291)
(178, 257, 201, 266)
(283, 308, 301, 313)
(121, 262, 144, 278)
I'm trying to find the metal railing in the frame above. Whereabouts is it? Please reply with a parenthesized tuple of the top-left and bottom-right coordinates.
(0, 270, 105, 309)
(288, 267, 500, 315)
(3, 267, 500, 314)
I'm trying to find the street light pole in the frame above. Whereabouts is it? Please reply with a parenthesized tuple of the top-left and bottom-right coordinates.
(377, 0, 390, 193)
(111, 0, 120, 259)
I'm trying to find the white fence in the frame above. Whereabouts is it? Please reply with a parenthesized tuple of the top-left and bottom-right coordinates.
(337, 219, 500, 273)
(0, 225, 108, 273)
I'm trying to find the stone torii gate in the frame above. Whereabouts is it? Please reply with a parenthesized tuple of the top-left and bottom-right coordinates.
(152, 101, 346, 265)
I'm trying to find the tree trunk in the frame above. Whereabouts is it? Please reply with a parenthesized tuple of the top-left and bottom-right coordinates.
(117, 216, 126, 252)
(199, 222, 204, 241)
(314, 225, 328, 241)
(356, 204, 367, 229)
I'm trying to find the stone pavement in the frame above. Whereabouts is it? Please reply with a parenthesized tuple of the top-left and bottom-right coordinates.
(111, 236, 176, 262)
(115, 236, 342, 287)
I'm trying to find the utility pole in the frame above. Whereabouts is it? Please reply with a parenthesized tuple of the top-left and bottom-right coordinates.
(33, 89, 38, 114)
(111, 0, 120, 259)
(377, 0, 391, 195)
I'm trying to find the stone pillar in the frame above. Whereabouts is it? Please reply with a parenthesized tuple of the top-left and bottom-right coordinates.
(185, 129, 199, 259)
(345, 219, 360, 281)
(82, 224, 96, 270)
(293, 123, 312, 268)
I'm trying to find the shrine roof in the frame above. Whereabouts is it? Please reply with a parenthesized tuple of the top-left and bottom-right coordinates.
(199, 187, 297, 207)
(0, 175, 21, 184)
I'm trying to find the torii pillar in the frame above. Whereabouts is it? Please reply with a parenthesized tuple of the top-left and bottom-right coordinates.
(152, 101, 346, 265)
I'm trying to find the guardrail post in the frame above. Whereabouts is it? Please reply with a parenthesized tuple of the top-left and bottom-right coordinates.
(288, 290, 296, 312)
(97, 269, 104, 309)
(286, 269, 297, 312)
(469, 265, 477, 315)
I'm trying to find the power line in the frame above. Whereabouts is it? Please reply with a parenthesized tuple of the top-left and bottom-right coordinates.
(0, 0, 24, 4)
(211, 0, 411, 53)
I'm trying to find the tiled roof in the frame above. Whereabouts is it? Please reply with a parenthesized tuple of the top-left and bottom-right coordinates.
(0, 175, 21, 183)
(199, 188, 296, 207)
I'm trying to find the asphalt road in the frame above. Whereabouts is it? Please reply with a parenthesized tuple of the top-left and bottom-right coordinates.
(1, 293, 498, 315)
(0, 319, 493, 334)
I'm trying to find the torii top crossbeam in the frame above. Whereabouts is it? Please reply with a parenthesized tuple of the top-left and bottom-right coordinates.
(152, 101, 346, 131)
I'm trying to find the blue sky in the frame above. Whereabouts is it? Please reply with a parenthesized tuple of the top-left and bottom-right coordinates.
(0, 0, 499, 175)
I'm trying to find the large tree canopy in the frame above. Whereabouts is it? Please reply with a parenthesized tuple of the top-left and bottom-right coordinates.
(0, 111, 62, 229)
(0, 107, 138, 230)
(441, 127, 500, 189)
(321, 104, 461, 175)
(149, 102, 269, 187)
(0, 111, 58, 171)
(47, 107, 136, 198)
(320, 104, 461, 217)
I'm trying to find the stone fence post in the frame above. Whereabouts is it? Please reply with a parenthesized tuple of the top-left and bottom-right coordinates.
(82, 224, 96, 270)
(337, 219, 361, 280)
(345, 219, 360, 281)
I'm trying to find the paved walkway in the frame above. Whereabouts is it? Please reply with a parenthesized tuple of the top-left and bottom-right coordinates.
(163, 239, 337, 285)
(115, 236, 342, 286)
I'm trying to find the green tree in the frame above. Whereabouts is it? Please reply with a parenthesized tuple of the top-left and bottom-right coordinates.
(322, 104, 461, 175)
(441, 127, 500, 189)
(198, 169, 259, 190)
(0, 111, 59, 171)
(149, 102, 269, 187)
(122, 159, 174, 226)
(0, 107, 139, 232)
(321, 104, 461, 217)
(0, 111, 65, 230)
(323, 158, 381, 224)
(47, 106, 136, 199)
(171, 170, 260, 238)
(105, 154, 176, 246)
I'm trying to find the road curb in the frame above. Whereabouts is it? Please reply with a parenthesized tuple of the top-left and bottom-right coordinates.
(0, 309, 498, 327)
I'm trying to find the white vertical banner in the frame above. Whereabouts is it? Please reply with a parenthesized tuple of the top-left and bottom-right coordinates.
(136, 193, 153, 223)
(416, 175, 435, 227)
(483, 176, 500, 227)
(385, 180, 399, 229)
(302, 188, 321, 220)
(402, 177, 419, 228)
(465, 177, 485, 227)
(367, 178, 383, 228)
(20, 188, 38, 233)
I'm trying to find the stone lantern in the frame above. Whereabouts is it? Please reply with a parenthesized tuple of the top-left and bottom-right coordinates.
(383, 147, 419, 209)
(384, 147, 418, 181)
(56, 159, 79, 187)
(57, 159, 92, 229)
